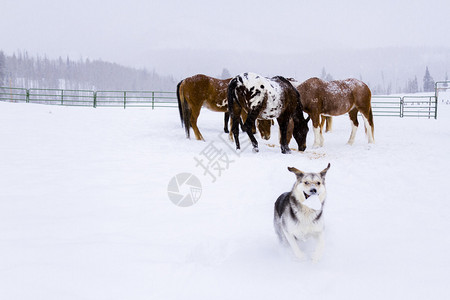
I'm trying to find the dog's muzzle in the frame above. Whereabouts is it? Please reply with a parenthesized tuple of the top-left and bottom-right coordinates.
(304, 189, 317, 199)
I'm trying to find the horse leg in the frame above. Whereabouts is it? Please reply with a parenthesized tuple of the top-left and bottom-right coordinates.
(347, 108, 359, 145)
(230, 113, 241, 150)
(228, 118, 235, 141)
(325, 116, 333, 132)
(190, 106, 204, 141)
(285, 118, 294, 146)
(224, 112, 230, 133)
(360, 107, 375, 144)
(311, 115, 323, 148)
(277, 115, 291, 154)
(245, 127, 259, 153)
(242, 110, 260, 152)
(320, 116, 326, 134)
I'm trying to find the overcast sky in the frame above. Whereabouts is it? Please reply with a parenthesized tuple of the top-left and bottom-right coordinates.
(2, 0, 450, 78)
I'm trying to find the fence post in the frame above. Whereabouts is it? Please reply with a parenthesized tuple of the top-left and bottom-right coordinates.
(152, 92, 155, 110)
(400, 97, 404, 118)
(434, 96, 438, 119)
(93, 91, 97, 108)
(428, 97, 431, 119)
(124, 91, 126, 109)
(26, 89, 30, 103)
(434, 81, 440, 119)
(61, 89, 64, 105)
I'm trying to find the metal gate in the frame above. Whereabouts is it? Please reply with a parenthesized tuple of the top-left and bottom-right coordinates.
(371, 95, 437, 119)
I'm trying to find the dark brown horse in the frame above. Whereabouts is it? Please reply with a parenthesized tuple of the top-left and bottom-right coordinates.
(228, 72, 309, 154)
(176, 74, 271, 140)
(293, 77, 374, 147)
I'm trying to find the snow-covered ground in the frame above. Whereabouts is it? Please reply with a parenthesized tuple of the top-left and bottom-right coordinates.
(0, 101, 449, 299)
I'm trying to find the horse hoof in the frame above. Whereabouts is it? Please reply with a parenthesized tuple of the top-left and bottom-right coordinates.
(252, 147, 259, 153)
(281, 148, 291, 154)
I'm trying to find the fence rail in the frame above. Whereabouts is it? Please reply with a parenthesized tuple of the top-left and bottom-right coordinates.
(0, 87, 178, 109)
(0, 87, 438, 118)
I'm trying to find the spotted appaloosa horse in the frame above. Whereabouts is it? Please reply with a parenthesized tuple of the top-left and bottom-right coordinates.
(292, 77, 374, 148)
(228, 72, 309, 154)
(176, 74, 271, 141)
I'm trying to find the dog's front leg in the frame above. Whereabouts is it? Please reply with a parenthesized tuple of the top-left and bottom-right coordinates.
(282, 229, 305, 260)
(312, 232, 325, 263)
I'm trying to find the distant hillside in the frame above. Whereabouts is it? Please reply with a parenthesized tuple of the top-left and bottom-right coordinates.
(0, 51, 177, 91)
(2, 47, 448, 95)
(135, 47, 450, 95)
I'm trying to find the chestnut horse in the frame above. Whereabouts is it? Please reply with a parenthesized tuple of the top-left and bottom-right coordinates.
(176, 74, 271, 141)
(228, 72, 309, 154)
(293, 77, 374, 147)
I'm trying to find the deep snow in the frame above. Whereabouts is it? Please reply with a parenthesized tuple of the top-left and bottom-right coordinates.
(0, 101, 449, 299)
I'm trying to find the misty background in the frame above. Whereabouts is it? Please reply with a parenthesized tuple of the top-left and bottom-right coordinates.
(1, 0, 450, 94)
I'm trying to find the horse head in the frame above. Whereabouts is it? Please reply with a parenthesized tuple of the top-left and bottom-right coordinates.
(296, 113, 310, 151)
(257, 119, 273, 140)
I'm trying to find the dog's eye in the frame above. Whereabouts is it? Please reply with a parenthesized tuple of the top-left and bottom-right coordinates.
(316, 182, 321, 186)
(304, 181, 309, 185)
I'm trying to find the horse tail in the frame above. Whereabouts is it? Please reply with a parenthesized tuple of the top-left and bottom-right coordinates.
(364, 88, 375, 143)
(176, 80, 184, 127)
(227, 77, 240, 133)
(227, 77, 239, 113)
(368, 105, 374, 137)
(176, 80, 192, 138)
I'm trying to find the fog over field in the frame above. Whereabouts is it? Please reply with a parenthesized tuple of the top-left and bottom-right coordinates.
(2, 0, 450, 91)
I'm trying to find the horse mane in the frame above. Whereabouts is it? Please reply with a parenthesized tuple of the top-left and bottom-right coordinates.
(272, 75, 302, 103)
(271, 75, 291, 85)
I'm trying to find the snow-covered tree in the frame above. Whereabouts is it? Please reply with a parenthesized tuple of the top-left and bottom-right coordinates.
(2, 51, 177, 90)
(0, 51, 6, 86)
(423, 66, 435, 92)
(320, 67, 333, 81)
(406, 76, 418, 93)
(219, 68, 232, 79)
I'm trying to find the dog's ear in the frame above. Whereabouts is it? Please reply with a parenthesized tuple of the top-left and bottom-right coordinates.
(288, 167, 304, 179)
(320, 163, 331, 179)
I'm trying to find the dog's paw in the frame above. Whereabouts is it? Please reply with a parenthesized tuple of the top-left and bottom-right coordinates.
(311, 252, 323, 263)
(293, 252, 307, 261)
(311, 256, 321, 264)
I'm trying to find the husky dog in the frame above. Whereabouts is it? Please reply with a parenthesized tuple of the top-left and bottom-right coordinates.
(274, 163, 331, 262)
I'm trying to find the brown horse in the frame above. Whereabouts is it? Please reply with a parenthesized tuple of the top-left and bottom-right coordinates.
(176, 74, 271, 141)
(293, 77, 374, 147)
